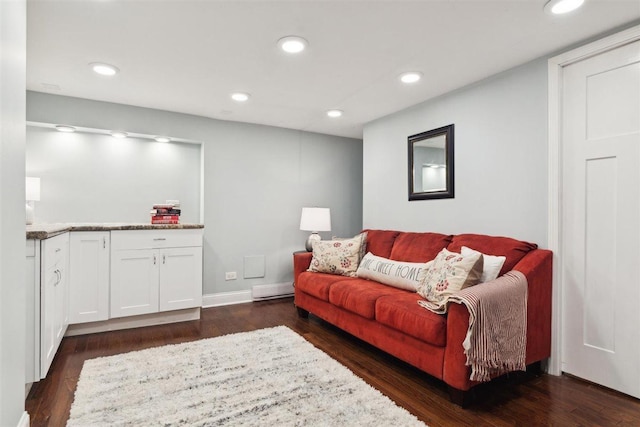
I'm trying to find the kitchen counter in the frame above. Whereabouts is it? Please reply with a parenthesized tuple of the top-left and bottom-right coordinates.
(26, 223, 205, 240)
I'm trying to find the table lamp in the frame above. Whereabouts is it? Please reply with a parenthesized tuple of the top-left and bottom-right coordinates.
(26, 177, 41, 225)
(299, 207, 331, 251)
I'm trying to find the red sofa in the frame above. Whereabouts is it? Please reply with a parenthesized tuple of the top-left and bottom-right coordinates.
(293, 229, 552, 405)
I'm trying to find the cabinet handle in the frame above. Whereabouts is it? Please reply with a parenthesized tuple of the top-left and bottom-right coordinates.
(163, 254, 166, 264)
(55, 248, 61, 253)
(153, 254, 156, 265)
(103, 237, 106, 249)
(153, 238, 166, 241)
(54, 269, 60, 286)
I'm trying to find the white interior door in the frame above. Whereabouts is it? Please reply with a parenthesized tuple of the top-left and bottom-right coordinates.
(561, 39, 640, 398)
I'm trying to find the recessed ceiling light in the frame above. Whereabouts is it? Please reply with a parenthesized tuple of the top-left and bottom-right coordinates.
(399, 72, 423, 84)
(90, 62, 120, 76)
(544, 0, 585, 14)
(231, 92, 250, 102)
(55, 125, 76, 133)
(327, 109, 343, 118)
(111, 131, 128, 139)
(277, 36, 308, 54)
(154, 136, 171, 143)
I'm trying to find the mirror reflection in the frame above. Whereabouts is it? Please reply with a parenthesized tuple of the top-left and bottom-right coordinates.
(408, 124, 454, 200)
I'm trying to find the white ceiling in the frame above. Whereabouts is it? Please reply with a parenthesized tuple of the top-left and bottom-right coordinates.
(27, 0, 640, 139)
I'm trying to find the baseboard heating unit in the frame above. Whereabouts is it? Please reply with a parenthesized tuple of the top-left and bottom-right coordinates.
(252, 282, 294, 301)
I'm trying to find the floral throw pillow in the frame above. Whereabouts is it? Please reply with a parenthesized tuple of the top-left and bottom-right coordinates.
(417, 248, 484, 313)
(308, 233, 366, 277)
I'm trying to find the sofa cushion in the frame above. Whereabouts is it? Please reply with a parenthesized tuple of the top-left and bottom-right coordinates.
(296, 271, 356, 301)
(376, 293, 447, 347)
(329, 279, 406, 319)
(362, 229, 401, 258)
(389, 232, 453, 262)
(448, 234, 537, 275)
(308, 233, 366, 277)
(356, 252, 431, 291)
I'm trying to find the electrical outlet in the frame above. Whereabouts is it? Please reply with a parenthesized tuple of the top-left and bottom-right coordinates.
(225, 271, 237, 281)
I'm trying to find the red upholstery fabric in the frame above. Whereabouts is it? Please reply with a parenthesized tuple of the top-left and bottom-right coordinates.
(514, 249, 553, 364)
(295, 271, 354, 301)
(295, 290, 445, 379)
(329, 279, 405, 319)
(362, 229, 400, 258)
(376, 293, 447, 347)
(447, 234, 537, 275)
(293, 252, 313, 283)
(389, 232, 453, 262)
(443, 302, 475, 390)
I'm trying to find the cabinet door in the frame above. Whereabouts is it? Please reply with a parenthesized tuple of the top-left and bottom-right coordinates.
(69, 232, 110, 323)
(159, 247, 203, 311)
(110, 249, 159, 318)
(54, 260, 67, 345)
(41, 232, 69, 379)
(40, 264, 58, 378)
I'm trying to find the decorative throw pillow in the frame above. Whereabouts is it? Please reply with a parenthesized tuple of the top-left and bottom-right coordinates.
(356, 252, 433, 291)
(308, 233, 366, 277)
(461, 246, 506, 283)
(333, 232, 368, 264)
(416, 248, 484, 312)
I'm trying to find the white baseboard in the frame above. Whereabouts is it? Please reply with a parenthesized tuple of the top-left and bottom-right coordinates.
(202, 290, 252, 308)
(252, 282, 294, 300)
(17, 411, 29, 427)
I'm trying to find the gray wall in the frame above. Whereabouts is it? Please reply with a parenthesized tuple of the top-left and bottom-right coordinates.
(26, 127, 201, 223)
(1, 0, 27, 425)
(26, 92, 363, 295)
(363, 58, 548, 246)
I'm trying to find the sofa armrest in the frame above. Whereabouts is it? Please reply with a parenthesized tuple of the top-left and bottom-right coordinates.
(443, 248, 553, 391)
(293, 251, 313, 284)
(514, 248, 553, 364)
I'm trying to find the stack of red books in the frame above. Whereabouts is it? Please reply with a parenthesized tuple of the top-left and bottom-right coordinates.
(150, 203, 181, 224)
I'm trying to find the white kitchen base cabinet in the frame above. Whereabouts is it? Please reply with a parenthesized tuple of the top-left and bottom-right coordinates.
(110, 229, 203, 319)
(40, 232, 69, 379)
(69, 232, 110, 324)
(26, 225, 204, 383)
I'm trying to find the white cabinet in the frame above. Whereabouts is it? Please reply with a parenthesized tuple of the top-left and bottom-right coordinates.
(40, 232, 69, 378)
(25, 240, 39, 384)
(69, 232, 110, 324)
(110, 229, 203, 319)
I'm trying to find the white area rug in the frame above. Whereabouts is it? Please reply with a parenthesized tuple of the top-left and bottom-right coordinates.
(68, 326, 425, 426)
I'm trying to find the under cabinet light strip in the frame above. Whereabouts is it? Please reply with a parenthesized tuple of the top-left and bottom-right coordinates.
(26, 121, 201, 145)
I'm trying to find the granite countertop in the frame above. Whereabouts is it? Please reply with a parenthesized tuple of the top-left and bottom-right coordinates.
(26, 223, 205, 240)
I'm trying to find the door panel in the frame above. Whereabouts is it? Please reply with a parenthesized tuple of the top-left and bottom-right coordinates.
(561, 39, 640, 398)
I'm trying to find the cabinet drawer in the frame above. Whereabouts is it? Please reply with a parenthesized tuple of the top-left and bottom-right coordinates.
(42, 232, 69, 267)
(111, 229, 203, 250)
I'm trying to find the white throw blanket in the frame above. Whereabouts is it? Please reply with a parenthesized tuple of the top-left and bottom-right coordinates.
(418, 270, 528, 382)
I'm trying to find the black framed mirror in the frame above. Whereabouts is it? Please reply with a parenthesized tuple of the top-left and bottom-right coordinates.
(408, 124, 454, 201)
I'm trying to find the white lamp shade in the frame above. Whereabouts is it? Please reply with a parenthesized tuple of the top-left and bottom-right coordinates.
(300, 207, 331, 232)
(26, 177, 41, 201)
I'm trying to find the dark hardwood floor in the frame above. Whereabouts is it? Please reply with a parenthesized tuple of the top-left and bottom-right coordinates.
(26, 298, 640, 426)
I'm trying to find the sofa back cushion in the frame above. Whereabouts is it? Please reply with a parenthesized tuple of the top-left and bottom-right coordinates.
(447, 234, 537, 275)
(362, 229, 401, 258)
(389, 232, 452, 262)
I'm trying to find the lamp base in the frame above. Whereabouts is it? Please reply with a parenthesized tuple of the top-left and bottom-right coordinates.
(305, 232, 321, 252)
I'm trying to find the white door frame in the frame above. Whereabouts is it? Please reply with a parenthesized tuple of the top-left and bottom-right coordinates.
(547, 24, 640, 376)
